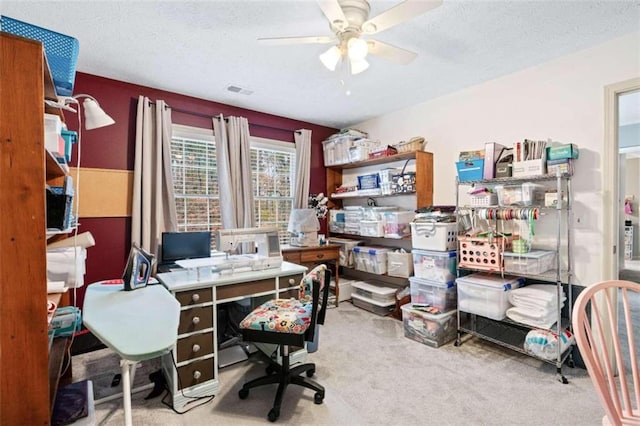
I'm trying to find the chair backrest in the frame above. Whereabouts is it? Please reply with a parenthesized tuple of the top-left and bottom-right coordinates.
(572, 280, 640, 425)
(298, 264, 331, 343)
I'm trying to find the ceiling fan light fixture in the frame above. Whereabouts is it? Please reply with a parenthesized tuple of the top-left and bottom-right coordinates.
(350, 57, 369, 75)
(319, 45, 342, 71)
(347, 37, 368, 60)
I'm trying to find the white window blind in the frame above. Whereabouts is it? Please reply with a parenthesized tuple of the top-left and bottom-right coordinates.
(170, 126, 296, 247)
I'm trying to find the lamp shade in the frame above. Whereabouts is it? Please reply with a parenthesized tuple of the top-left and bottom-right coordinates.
(350, 58, 369, 75)
(82, 98, 115, 130)
(287, 209, 320, 233)
(319, 46, 342, 72)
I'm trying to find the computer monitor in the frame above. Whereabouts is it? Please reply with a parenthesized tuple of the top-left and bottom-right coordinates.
(160, 231, 211, 264)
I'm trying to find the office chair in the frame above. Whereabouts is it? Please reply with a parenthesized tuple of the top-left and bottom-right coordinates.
(238, 264, 331, 422)
(572, 280, 639, 425)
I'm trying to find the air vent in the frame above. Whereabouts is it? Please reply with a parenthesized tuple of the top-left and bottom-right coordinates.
(226, 85, 253, 95)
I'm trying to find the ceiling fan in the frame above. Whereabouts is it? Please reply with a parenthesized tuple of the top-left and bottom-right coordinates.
(258, 0, 443, 75)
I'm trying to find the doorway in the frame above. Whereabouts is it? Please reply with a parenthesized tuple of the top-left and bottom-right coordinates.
(604, 80, 640, 372)
(618, 91, 640, 281)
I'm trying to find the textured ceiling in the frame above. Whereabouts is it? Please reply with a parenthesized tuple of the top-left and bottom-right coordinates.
(2, 1, 639, 128)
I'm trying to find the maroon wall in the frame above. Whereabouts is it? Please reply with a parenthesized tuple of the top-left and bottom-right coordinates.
(67, 72, 337, 307)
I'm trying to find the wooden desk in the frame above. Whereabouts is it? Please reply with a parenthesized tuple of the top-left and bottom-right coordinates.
(282, 244, 340, 306)
(156, 261, 307, 412)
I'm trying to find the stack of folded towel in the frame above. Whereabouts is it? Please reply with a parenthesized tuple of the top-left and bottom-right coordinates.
(506, 284, 566, 329)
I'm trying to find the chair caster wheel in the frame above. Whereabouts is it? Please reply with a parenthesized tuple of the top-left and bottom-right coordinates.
(306, 368, 315, 378)
(568, 359, 576, 368)
(268, 408, 280, 422)
(314, 392, 324, 404)
(238, 388, 249, 399)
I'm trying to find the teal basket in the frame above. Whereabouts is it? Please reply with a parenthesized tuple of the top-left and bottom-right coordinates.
(1, 16, 79, 96)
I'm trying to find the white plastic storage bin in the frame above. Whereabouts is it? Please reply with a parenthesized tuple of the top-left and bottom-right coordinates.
(351, 281, 396, 304)
(409, 276, 457, 312)
(401, 304, 457, 348)
(351, 292, 395, 316)
(456, 273, 524, 320)
(353, 246, 390, 274)
(495, 183, 545, 206)
(387, 251, 414, 278)
(412, 249, 457, 283)
(383, 211, 414, 238)
(502, 250, 556, 275)
(330, 278, 354, 302)
(328, 238, 364, 267)
(410, 222, 458, 251)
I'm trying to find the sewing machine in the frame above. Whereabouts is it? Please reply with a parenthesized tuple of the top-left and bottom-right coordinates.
(212, 227, 283, 273)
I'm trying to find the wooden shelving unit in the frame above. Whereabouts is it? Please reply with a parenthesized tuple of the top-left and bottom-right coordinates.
(0, 33, 69, 424)
(325, 150, 434, 289)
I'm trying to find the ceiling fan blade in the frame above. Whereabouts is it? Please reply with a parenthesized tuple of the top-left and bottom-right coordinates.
(317, 0, 348, 30)
(362, 0, 443, 34)
(367, 39, 417, 64)
(258, 36, 335, 46)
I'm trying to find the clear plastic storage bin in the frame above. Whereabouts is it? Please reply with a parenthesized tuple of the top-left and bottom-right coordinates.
(401, 304, 457, 348)
(359, 220, 385, 237)
(383, 211, 414, 238)
(456, 273, 524, 320)
(351, 293, 395, 316)
(351, 281, 396, 304)
(412, 249, 457, 283)
(409, 276, 457, 312)
(502, 250, 556, 275)
(328, 238, 364, 267)
(353, 246, 390, 274)
(495, 183, 545, 206)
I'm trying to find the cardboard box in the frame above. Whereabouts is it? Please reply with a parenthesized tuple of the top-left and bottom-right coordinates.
(547, 143, 579, 161)
(547, 158, 573, 176)
(512, 158, 546, 178)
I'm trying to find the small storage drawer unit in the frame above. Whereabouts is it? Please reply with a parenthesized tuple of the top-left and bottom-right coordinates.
(456, 274, 524, 320)
(502, 250, 555, 275)
(351, 281, 396, 304)
(382, 211, 414, 238)
(351, 292, 395, 316)
(401, 304, 457, 348)
(386, 251, 414, 278)
(353, 246, 390, 275)
(409, 276, 457, 312)
(410, 222, 458, 251)
(412, 249, 457, 283)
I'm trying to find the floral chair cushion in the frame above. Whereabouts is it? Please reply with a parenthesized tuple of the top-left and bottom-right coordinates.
(239, 264, 327, 335)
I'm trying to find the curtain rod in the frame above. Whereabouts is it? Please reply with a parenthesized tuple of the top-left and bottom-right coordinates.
(147, 100, 301, 134)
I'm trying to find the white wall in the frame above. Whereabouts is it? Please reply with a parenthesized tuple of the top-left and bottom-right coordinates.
(355, 32, 640, 286)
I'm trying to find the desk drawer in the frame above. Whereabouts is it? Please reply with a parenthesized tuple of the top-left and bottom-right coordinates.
(178, 306, 213, 335)
(176, 331, 214, 363)
(175, 288, 213, 306)
(301, 248, 339, 263)
(177, 357, 214, 390)
(217, 278, 276, 301)
(283, 251, 301, 263)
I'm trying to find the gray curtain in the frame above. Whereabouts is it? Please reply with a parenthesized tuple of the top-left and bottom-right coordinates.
(294, 129, 312, 209)
(212, 114, 255, 229)
(131, 96, 177, 255)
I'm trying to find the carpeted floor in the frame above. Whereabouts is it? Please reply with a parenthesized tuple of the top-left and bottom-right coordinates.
(73, 301, 605, 426)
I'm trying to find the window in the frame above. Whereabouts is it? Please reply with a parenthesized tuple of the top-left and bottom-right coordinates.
(170, 125, 296, 248)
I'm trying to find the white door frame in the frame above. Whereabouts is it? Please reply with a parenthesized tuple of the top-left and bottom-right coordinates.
(602, 78, 640, 281)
